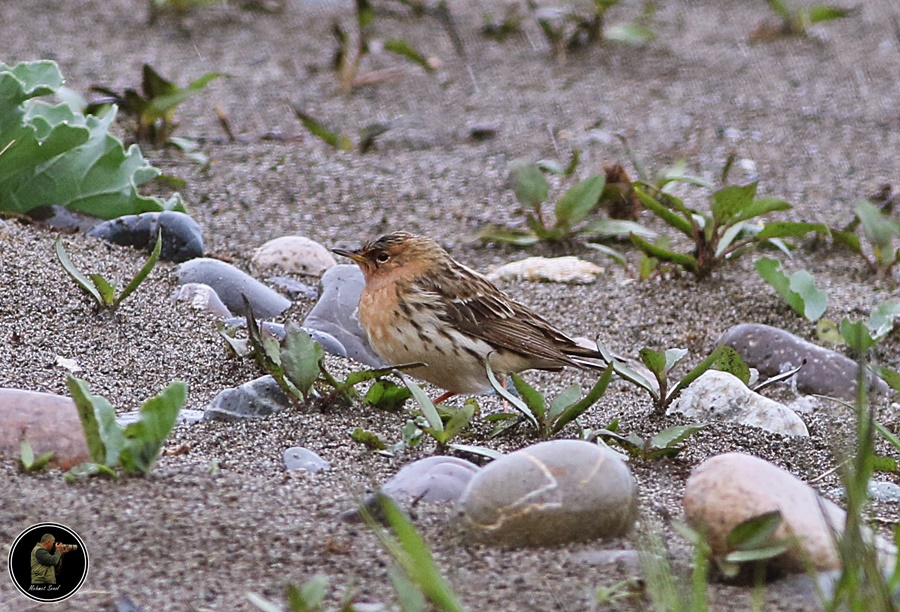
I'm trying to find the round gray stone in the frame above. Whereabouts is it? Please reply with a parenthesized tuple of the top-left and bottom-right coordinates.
(458, 440, 637, 547)
(177, 258, 291, 319)
(87, 211, 204, 262)
(205, 376, 291, 421)
(283, 447, 331, 472)
(382, 456, 480, 503)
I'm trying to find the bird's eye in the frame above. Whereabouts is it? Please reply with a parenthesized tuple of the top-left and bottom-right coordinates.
(375, 252, 390, 263)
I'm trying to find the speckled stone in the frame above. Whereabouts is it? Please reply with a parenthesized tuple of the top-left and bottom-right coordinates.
(458, 440, 637, 547)
(283, 447, 331, 472)
(720, 323, 888, 400)
(669, 369, 809, 436)
(0, 388, 90, 469)
(87, 211, 204, 262)
(205, 376, 291, 420)
(683, 453, 897, 573)
(252, 235, 337, 276)
(176, 258, 291, 319)
(383, 456, 480, 503)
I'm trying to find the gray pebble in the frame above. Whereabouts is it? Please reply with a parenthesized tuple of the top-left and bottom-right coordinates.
(177, 258, 291, 319)
(283, 447, 331, 472)
(720, 323, 888, 400)
(172, 283, 233, 318)
(87, 211, 204, 262)
(222, 317, 348, 359)
(382, 456, 480, 503)
(303, 264, 383, 367)
(268, 276, 318, 300)
(205, 375, 291, 421)
(458, 440, 637, 547)
(829, 480, 900, 503)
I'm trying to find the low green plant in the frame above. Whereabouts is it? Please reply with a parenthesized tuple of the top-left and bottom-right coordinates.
(598, 342, 748, 415)
(88, 64, 224, 146)
(832, 199, 900, 279)
(19, 439, 54, 473)
(66, 375, 186, 479)
(754, 0, 857, 38)
(402, 375, 477, 451)
(590, 578, 643, 608)
(293, 107, 392, 154)
(484, 360, 614, 437)
(592, 419, 706, 461)
(638, 523, 710, 612)
(632, 164, 825, 279)
(481, 4, 523, 42)
(0, 60, 184, 219)
(478, 157, 652, 246)
(755, 257, 828, 322)
(56, 231, 163, 310)
(248, 574, 355, 612)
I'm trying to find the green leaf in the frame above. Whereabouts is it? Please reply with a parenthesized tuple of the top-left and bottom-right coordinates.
(867, 300, 900, 340)
(147, 71, 225, 116)
(476, 225, 539, 246)
(605, 24, 656, 45)
(664, 348, 689, 372)
(840, 318, 877, 353)
(872, 455, 898, 473)
(55, 238, 103, 305)
(554, 174, 605, 230)
(364, 379, 412, 412)
(447, 443, 503, 460)
(855, 200, 900, 255)
(550, 364, 613, 434)
(384, 40, 434, 72)
(712, 346, 751, 384)
(510, 373, 545, 421)
(88, 273, 116, 306)
(756, 221, 829, 240)
(484, 360, 539, 428)
(640, 348, 667, 376)
(633, 185, 694, 237)
(631, 233, 699, 272)
(727, 510, 784, 550)
(582, 218, 656, 240)
(508, 160, 550, 209)
(20, 438, 35, 469)
(807, 5, 854, 23)
(755, 257, 827, 322)
(402, 376, 444, 432)
(442, 400, 476, 440)
(816, 318, 844, 345)
(114, 229, 162, 307)
(64, 462, 118, 481)
(119, 381, 187, 474)
(351, 428, 388, 451)
(650, 423, 706, 449)
(831, 228, 862, 253)
(725, 542, 794, 563)
(871, 365, 900, 395)
(667, 345, 728, 404)
(293, 108, 353, 151)
(280, 323, 324, 398)
(66, 375, 124, 467)
(583, 241, 628, 266)
(711, 183, 758, 226)
(29, 449, 55, 472)
(548, 384, 582, 420)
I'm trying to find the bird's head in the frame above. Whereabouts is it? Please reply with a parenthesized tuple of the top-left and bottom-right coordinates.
(332, 231, 443, 282)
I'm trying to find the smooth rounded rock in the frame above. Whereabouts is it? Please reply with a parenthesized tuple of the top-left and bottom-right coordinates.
(177, 258, 291, 319)
(252, 236, 336, 276)
(684, 453, 897, 573)
(382, 456, 480, 503)
(668, 369, 809, 436)
(486, 256, 605, 284)
(303, 264, 383, 367)
(283, 447, 331, 472)
(205, 376, 291, 421)
(721, 323, 888, 400)
(458, 440, 637, 547)
(172, 282, 233, 318)
(87, 211, 204, 262)
(0, 389, 90, 469)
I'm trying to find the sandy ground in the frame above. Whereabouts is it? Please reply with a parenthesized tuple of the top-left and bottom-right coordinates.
(1, 0, 899, 609)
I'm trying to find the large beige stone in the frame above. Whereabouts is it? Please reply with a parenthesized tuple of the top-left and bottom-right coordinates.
(0, 389, 90, 469)
(252, 235, 336, 276)
(684, 453, 896, 572)
(458, 440, 637, 547)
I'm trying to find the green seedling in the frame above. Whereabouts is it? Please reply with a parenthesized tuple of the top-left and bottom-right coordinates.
(478, 157, 653, 247)
(598, 341, 748, 415)
(66, 375, 186, 479)
(753, 0, 857, 39)
(833, 200, 900, 279)
(591, 578, 643, 607)
(402, 375, 476, 451)
(484, 359, 614, 438)
(639, 521, 710, 612)
(20, 439, 54, 473)
(481, 3, 523, 42)
(56, 231, 162, 310)
(632, 160, 826, 279)
(88, 64, 224, 146)
(247, 573, 355, 612)
(593, 418, 706, 461)
(0, 60, 184, 218)
(755, 257, 828, 322)
(715, 511, 796, 581)
(294, 107, 392, 154)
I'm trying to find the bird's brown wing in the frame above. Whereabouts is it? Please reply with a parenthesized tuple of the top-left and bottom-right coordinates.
(414, 262, 603, 368)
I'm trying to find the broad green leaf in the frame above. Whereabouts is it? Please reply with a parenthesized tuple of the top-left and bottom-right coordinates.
(342, 362, 425, 387)
(715, 221, 747, 257)
(89, 274, 116, 306)
(726, 510, 783, 550)
(610, 358, 658, 397)
(656, 161, 714, 190)
(711, 183, 758, 226)
(67, 375, 125, 467)
(550, 364, 613, 434)
(120, 381, 187, 474)
(64, 462, 117, 481)
(508, 160, 549, 209)
(871, 365, 900, 395)
(872, 455, 898, 473)
(484, 360, 539, 428)
(351, 428, 388, 450)
(548, 384, 581, 420)
(114, 229, 163, 307)
(831, 229, 862, 253)
(725, 542, 794, 563)
(20, 438, 35, 469)
(633, 185, 694, 237)
(402, 375, 444, 432)
(816, 318, 844, 345)
(855, 200, 900, 254)
(476, 226, 539, 246)
(713, 346, 751, 384)
(650, 423, 707, 449)
(510, 373, 545, 421)
(631, 233, 698, 272)
(384, 40, 434, 72)
(867, 300, 900, 340)
(293, 108, 353, 151)
(757, 221, 829, 240)
(807, 5, 854, 23)
(664, 348, 689, 372)
(56, 238, 103, 305)
(442, 401, 475, 440)
(755, 257, 827, 322)
(640, 348, 667, 376)
(555, 174, 605, 229)
(364, 379, 412, 412)
(280, 323, 324, 398)
(839, 318, 876, 353)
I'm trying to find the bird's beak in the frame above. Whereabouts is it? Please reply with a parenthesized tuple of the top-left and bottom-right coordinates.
(332, 248, 367, 264)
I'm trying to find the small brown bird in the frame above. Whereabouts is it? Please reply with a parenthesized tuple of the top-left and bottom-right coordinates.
(332, 231, 606, 403)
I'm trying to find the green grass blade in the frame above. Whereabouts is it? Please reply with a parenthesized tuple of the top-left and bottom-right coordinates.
(550, 364, 613, 434)
(114, 230, 162, 307)
(56, 237, 103, 305)
(401, 375, 444, 432)
(484, 360, 539, 428)
(633, 184, 694, 237)
(631, 233, 699, 272)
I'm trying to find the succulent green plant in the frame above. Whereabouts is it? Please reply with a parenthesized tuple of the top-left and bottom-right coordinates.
(592, 419, 707, 461)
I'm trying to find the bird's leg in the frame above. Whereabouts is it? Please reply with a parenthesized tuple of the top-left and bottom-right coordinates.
(433, 391, 457, 405)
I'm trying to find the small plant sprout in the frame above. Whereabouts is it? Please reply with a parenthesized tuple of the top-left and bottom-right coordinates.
(20, 438, 54, 473)
(56, 231, 163, 310)
(592, 418, 707, 461)
(401, 375, 477, 451)
(88, 64, 225, 146)
(631, 160, 826, 280)
(752, 0, 858, 39)
(833, 199, 900, 279)
(66, 375, 187, 479)
(478, 157, 653, 247)
(755, 257, 828, 322)
(484, 359, 614, 438)
(247, 573, 356, 612)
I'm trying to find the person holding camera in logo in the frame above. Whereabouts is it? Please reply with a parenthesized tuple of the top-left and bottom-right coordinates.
(30, 534, 76, 585)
